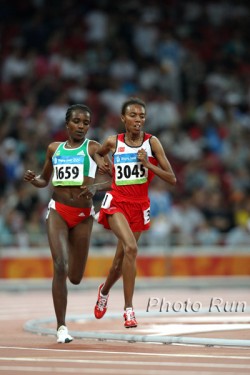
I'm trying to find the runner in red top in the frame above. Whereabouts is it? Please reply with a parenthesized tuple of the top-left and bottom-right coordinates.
(97, 132, 158, 232)
(93, 97, 176, 328)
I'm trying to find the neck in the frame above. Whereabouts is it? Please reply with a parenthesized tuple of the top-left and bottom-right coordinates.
(126, 132, 143, 142)
(66, 139, 85, 148)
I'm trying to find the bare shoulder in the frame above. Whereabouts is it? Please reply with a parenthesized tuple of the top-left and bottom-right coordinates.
(88, 139, 101, 155)
(150, 135, 159, 143)
(150, 135, 162, 149)
(89, 139, 101, 148)
(48, 142, 61, 154)
(105, 134, 117, 147)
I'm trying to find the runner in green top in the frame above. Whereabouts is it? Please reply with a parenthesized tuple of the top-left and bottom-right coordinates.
(52, 138, 97, 186)
(24, 104, 111, 343)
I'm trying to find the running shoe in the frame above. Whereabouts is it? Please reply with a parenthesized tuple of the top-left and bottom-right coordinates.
(94, 283, 109, 319)
(123, 309, 138, 328)
(56, 325, 73, 343)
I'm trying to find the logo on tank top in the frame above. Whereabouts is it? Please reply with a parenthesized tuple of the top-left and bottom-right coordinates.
(118, 147, 125, 152)
(77, 150, 85, 156)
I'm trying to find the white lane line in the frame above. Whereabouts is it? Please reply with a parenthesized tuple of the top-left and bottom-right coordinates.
(0, 358, 250, 370)
(1, 346, 250, 360)
(0, 315, 52, 321)
(141, 323, 250, 336)
(157, 316, 250, 323)
(0, 366, 224, 374)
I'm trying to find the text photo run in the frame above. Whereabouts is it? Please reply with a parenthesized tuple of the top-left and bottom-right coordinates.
(146, 297, 247, 313)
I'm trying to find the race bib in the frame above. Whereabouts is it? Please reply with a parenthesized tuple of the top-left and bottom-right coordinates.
(143, 207, 150, 225)
(52, 155, 84, 186)
(114, 153, 148, 186)
(101, 192, 113, 208)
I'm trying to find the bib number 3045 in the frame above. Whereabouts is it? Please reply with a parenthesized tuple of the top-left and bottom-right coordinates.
(116, 164, 145, 180)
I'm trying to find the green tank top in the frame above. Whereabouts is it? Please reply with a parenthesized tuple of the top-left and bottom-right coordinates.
(52, 139, 97, 186)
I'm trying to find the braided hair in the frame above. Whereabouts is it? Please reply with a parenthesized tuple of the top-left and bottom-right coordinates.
(65, 104, 92, 123)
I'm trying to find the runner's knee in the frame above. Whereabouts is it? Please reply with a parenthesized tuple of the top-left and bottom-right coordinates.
(124, 242, 138, 259)
(53, 258, 68, 277)
(68, 275, 82, 285)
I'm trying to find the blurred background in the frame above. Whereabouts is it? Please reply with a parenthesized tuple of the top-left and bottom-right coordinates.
(1, 0, 250, 280)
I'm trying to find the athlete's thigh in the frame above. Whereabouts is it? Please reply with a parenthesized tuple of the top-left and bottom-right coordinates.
(68, 216, 94, 273)
(112, 232, 141, 266)
(133, 232, 141, 243)
(108, 212, 136, 247)
(46, 207, 69, 261)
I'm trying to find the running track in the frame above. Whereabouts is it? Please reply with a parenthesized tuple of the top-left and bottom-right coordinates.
(1, 280, 250, 375)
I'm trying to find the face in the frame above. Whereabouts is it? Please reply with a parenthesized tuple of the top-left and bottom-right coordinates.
(121, 104, 146, 133)
(67, 109, 91, 141)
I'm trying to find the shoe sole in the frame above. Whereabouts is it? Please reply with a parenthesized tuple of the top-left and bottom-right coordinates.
(94, 313, 106, 319)
(125, 324, 137, 328)
(57, 338, 73, 343)
(65, 338, 73, 343)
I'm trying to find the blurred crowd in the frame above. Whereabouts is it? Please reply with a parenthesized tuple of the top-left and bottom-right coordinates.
(1, 0, 250, 248)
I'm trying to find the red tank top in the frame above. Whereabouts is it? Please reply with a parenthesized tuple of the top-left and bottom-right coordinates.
(111, 133, 158, 201)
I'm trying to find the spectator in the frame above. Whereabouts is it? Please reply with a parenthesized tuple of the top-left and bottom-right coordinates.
(147, 177, 173, 246)
(225, 221, 250, 247)
(201, 189, 235, 234)
(1, 46, 32, 83)
(0, 138, 24, 187)
(169, 193, 206, 245)
(1, 0, 250, 248)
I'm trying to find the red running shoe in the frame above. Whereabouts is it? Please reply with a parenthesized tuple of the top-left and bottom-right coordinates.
(123, 310, 137, 328)
(94, 283, 109, 319)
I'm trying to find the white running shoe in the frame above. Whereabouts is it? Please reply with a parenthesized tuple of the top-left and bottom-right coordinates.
(56, 325, 73, 343)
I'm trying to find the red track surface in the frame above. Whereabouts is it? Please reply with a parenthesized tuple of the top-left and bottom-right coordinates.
(1, 284, 250, 374)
